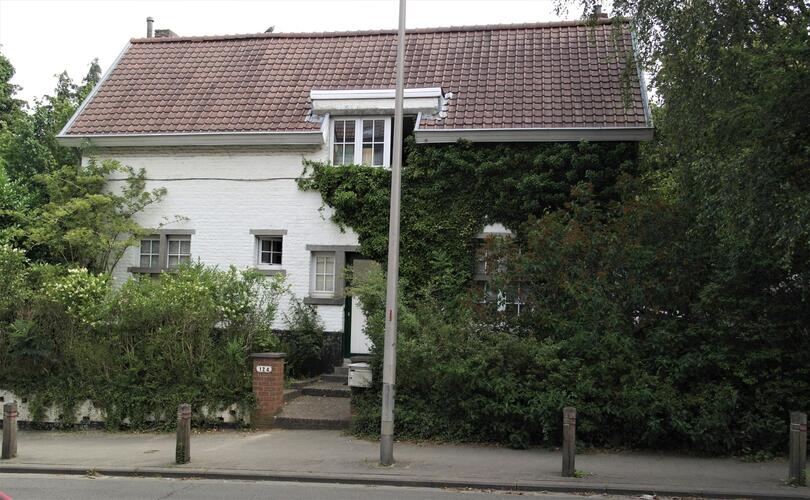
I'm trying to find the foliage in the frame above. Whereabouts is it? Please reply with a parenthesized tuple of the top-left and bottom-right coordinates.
(299, 140, 638, 300)
(282, 299, 327, 378)
(0, 50, 104, 250)
(350, 180, 810, 454)
(0, 55, 100, 188)
(0, 256, 286, 429)
(567, 0, 810, 268)
(3, 157, 166, 273)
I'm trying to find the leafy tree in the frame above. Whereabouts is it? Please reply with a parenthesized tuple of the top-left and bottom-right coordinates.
(0, 52, 23, 126)
(1, 54, 101, 190)
(5, 158, 166, 273)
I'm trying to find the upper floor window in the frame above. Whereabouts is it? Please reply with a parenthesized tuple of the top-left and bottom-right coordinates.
(331, 118, 391, 167)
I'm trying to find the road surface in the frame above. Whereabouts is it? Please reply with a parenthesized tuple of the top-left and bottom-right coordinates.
(0, 473, 637, 500)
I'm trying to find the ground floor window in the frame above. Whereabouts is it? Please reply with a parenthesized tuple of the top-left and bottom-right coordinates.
(139, 236, 160, 268)
(258, 236, 283, 266)
(311, 252, 336, 297)
(130, 231, 194, 274)
(166, 235, 191, 268)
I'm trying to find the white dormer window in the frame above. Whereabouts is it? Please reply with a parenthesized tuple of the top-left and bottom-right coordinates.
(331, 118, 391, 167)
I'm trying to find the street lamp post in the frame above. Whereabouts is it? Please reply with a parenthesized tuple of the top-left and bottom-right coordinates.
(380, 0, 407, 467)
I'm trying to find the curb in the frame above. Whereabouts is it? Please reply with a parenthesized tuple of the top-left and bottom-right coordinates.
(1, 464, 807, 499)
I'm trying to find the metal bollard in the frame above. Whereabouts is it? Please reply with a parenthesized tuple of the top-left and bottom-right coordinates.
(789, 411, 807, 486)
(175, 404, 191, 464)
(562, 406, 576, 477)
(2, 402, 18, 459)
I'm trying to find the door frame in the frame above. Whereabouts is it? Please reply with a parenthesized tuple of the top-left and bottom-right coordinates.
(343, 252, 362, 358)
(342, 252, 370, 358)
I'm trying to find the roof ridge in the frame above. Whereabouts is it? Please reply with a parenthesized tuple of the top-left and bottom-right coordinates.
(130, 17, 627, 43)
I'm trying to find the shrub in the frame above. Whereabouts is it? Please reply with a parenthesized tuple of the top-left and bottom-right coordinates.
(0, 262, 286, 429)
(349, 186, 810, 454)
(282, 298, 326, 378)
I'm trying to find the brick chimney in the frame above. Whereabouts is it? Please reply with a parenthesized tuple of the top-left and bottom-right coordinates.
(594, 5, 609, 19)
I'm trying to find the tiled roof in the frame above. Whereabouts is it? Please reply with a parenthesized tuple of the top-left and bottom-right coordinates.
(62, 19, 650, 136)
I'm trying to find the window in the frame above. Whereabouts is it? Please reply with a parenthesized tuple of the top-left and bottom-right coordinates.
(331, 118, 391, 167)
(139, 236, 160, 268)
(166, 235, 191, 268)
(131, 231, 194, 274)
(362, 119, 386, 166)
(311, 252, 336, 297)
(472, 227, 524, 315)
(332, 119, 355, 165)
(258, 237, 282, 266)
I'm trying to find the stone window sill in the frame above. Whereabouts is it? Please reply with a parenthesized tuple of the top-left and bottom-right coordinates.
(252, 268, 287, 276)
(303, 296, 344, 306)
(127, 266, 179, 274)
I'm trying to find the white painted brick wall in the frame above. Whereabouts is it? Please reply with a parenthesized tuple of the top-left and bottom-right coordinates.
(90, 146, 358, 332)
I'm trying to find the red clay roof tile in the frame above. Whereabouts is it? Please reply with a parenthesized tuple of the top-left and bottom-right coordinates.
(64, 19, 648, 135)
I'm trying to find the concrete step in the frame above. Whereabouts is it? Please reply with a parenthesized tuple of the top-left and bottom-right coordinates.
(321, 373, 347, 383)
(301, 381, 350, 398)
(283, 388, 301, 402)
(350, 355, 371, 364)
(332, 365, 349, 377)
(274, 395, 351, 430)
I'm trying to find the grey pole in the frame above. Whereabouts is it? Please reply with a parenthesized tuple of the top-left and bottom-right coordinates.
(380, 0, 407, 467)
(175, 403, 191, 464)
(788, 411, 807, 486)
(2, 402, 18, 459)
(561, 407, 576, 477)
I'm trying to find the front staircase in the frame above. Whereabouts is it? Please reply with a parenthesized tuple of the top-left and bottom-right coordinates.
(274, 366, 351, 430)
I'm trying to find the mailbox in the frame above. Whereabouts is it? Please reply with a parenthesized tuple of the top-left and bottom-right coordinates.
(348, 362, 372, 388)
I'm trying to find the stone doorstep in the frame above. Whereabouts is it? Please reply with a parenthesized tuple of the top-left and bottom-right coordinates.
(300, 381, 351, 399)
(321, 373, 348, 383)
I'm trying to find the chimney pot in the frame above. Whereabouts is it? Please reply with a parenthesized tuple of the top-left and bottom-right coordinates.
(146, 17, 154, 38)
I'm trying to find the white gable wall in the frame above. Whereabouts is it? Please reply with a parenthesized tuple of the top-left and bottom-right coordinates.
(91, 146, 359, 332)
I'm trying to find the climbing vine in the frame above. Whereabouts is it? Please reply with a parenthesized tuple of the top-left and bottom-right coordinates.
(298, 138, 639, 299)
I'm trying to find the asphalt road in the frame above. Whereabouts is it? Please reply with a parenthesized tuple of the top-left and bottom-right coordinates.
(0, 474, 635, 500)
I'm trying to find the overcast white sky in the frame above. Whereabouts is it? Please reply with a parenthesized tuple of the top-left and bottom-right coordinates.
(0, 0, 593, 105)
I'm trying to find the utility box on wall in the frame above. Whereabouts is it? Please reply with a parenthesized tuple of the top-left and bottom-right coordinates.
(348, 362, 372, 388)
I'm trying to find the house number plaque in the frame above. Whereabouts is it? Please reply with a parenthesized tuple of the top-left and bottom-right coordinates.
(256, 365, 272, 373)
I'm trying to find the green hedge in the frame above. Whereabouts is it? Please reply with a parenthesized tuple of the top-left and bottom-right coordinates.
(0, 249, 285, 428)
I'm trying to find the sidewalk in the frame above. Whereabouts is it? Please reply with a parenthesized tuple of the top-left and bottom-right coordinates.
(0, 429, 806, 499)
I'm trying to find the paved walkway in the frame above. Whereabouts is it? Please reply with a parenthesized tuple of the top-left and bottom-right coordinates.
(0, 429, 806, 499)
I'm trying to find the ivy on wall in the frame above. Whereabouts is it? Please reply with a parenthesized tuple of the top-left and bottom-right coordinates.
(298, 138, 639, 299)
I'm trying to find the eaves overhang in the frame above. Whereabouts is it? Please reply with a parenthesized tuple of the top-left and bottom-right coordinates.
(56, 131, 325, 147)
(310, 87, 446, 117)
(413, 126, 655, 143)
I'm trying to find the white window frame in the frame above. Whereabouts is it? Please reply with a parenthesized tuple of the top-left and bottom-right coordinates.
(256, 236, 283, 268)
(139, 235, 161, 269)
(310, 252, 337, 298)
(166, 234, 192, 268)
(330, 117, 392, 168)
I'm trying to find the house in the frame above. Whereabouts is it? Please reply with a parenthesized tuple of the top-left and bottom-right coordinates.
(57, 17, 652, 366)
